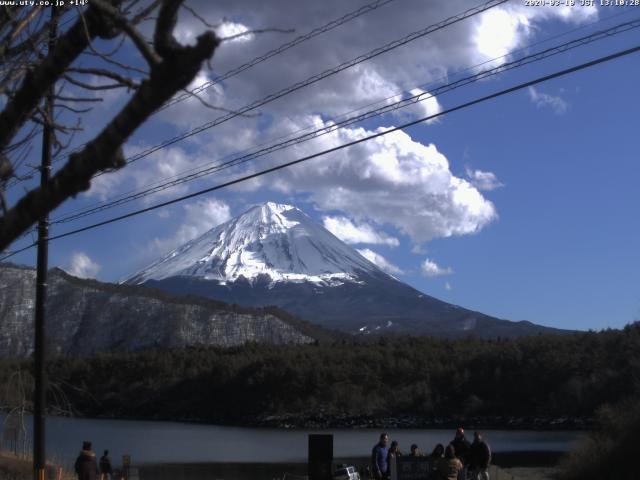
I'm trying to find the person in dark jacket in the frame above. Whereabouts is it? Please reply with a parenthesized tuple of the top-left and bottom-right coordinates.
(409, 444, 422, 457)
(429, 444, 445, 459)
(451, 427, 471, 465)
(99, 450, 112, 480)
(437, 444, 463, 480)
(371, 432, 390, 479)
(74, 441, 98, 480)
(469, 431, 491, 480)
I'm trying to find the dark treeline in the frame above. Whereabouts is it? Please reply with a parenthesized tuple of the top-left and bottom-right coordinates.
(1, 323, 639, 427)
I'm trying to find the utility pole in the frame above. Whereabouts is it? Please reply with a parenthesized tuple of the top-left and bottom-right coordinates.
(34, 6, 56, 480)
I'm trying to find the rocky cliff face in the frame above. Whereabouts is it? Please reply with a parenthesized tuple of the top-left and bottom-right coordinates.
(0, 264, 315, 357)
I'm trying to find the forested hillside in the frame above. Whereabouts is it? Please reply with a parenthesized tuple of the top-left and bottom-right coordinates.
(1, 323, 638, 427)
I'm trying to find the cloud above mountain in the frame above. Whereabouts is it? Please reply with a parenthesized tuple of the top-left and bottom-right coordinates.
(77, 0, 596, 263)
(323, 216, 399, 247)
(266, 119, 497, 242)
(357, 248, 404, 275)
(152, 198, 231, 255)
(421, 258, 453, 277)
(67, 252, 101, 279)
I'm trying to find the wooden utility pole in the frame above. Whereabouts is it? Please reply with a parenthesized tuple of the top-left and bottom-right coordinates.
(34, 6, 56, 480)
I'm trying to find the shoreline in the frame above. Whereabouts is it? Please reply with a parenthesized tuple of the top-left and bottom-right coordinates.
(49, 411, 592, 431)
(133, 451, 566, 467)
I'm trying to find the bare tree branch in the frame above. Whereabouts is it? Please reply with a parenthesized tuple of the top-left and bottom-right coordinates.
(29, 112, 82, 133)
(91, 0, 162, 67)
(54, 95, 103, 103)
(62, 74, 131, 91)
(4, 124, 39, 156)
(0, 155, 12, 182)
(54, 103, 93, 114)
(80, 47, 150, 76)
(181, 3, 218, 29)
(67, 66, 139, 89)
(129, 0, 162, 26)
(0, 6, 44, 61)
(0, 0, 219, 250)
(53, 119, 81, 159)
(0, 2, 124, 153)
(220, 27, 295, 43)
(79, 28, 127, 58)
(180, 86, 261, 117)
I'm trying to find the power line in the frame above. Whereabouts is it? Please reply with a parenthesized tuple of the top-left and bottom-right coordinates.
(51, 7, 639, 223)
(160, 0, 396, 111)
(3, 42, 637, 262)
(3, 0, 396, 190)
(104, 0, 508, 173)
(49, 18, 640, 225)
(11, 4, 635, 197)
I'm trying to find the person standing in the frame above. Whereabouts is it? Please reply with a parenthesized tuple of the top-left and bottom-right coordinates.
(387, 440, 402, 476)
(371, 432, 390, 479)
(469, 432, 491, 480)
(428, 444, 445, 478)
(437, 444, 463, 480)
(74, 441, 98, 480)
(409, 444, 422, 457)
(451, 428, 471, 480)
(429, 444, 445, 460)
(388, 440, 402, 461)
(451, 427, 471, 465)
(99, 450, 113, 480)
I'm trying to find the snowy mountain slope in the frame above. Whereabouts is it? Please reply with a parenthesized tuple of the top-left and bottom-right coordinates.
(126, 202, 381, 286)
(126, 202, 568, 338)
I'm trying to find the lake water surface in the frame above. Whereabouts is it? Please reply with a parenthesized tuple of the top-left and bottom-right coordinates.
(7, 415, 585, 466)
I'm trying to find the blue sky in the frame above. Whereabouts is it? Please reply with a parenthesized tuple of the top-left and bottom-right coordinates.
(4, 0, 640, 331)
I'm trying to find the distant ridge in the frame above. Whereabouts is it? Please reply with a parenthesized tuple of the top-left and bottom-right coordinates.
(0, 262, 339, 357)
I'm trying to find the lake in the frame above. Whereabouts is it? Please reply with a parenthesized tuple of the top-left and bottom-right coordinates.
(1, 415, 586, 467)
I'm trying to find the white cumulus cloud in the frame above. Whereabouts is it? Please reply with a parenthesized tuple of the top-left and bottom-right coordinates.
(474, 8, 526, 60)
(68, 0, 598, 265)
(528, 87, 569, 115)
(152, 198, 231, 254)
(465, 167, 504, 191)
(323, 216, 399, 247)
(68, 252, 101, 279)
(357, 248, 404, 275)
(472, 5, 596, 63)
(267, 117, 497, 243)
(393, 88, 443, 124)
(216, 21, 255, 43)
(421, 258, 453, 277)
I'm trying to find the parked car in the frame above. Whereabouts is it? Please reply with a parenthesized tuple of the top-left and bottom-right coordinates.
(333, 465, 360, 480)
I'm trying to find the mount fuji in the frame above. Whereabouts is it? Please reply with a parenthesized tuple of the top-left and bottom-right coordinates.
(125, 202, 564, 338)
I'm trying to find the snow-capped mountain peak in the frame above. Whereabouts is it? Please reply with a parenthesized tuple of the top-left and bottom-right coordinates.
(125, 202, 383, 286)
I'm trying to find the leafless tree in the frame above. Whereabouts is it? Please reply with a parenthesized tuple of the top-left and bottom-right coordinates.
(0, 0, 220, 252)
(0, 363, 79, 457)
(1, 365, 32, 457)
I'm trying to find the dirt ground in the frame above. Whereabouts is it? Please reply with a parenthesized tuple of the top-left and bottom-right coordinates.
(501, 466, 559, 480)
(0, 453, 72, 480)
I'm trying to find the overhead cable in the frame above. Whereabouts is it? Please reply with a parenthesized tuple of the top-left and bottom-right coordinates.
(107, 0, 509, 172)
(2, 42, 636, 262)
(49, 18, 640, 225)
